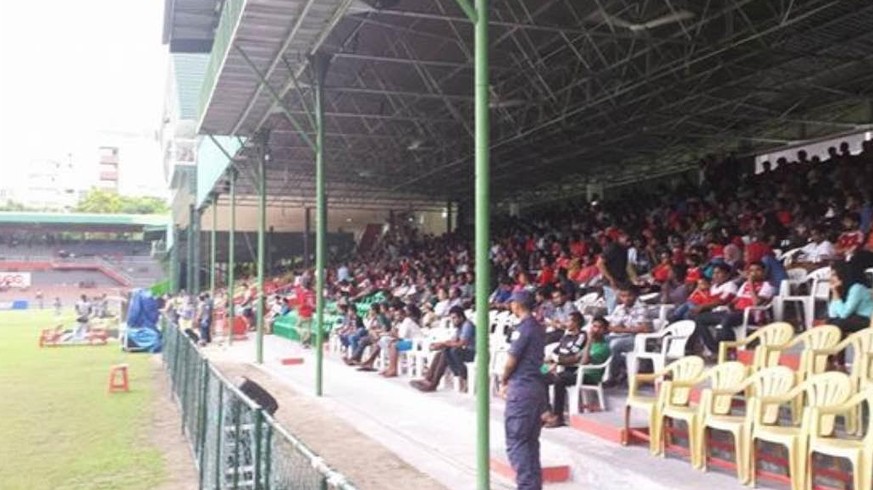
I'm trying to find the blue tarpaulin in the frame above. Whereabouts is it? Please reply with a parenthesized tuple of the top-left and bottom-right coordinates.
(125, 289, 162, 352)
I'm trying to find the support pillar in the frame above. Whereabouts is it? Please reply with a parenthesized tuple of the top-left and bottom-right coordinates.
(471, 1, 491, 489)
(256, 135, 267, 364)
(169, 225, 179, 293)
(193, 206, 203, 294)
(312, 54, 330, 397)
(187, 204, 195, 292)
(446, 201, 453, 234)
(227, 169, 237, 345)
(303, 207, 311, 269)
(210, 195, 217, 298)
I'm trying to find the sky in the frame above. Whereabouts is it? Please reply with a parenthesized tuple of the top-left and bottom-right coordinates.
(0, 0, 168, 197)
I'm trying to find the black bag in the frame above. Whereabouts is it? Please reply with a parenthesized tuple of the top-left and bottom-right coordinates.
(239, 378, 279, 415)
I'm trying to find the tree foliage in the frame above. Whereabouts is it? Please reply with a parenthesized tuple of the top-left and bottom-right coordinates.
(75, 189, 168, 214)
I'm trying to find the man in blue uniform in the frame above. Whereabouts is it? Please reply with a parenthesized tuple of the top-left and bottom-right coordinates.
(499, 290, 547, 490)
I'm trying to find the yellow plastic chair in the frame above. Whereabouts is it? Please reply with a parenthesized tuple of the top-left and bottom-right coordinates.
(767, 325, 842, 424)
(771, 325, 842, 380)
(695, 366, 796, 483)
(806, 388, 873, 490)
(657, 361, 747, 468)
(748, 372, 852, 490)
(718, 322, 794, 368)
(624, 356, 705, 455)
(808, 329, 873, 434)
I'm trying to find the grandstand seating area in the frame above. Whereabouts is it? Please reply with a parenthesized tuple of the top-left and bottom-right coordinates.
(0, 238, 164, 304)
(201, 139, 873, 488)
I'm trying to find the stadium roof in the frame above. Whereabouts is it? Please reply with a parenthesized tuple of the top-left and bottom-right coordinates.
(0, 212, 169, 231)
(167, 0, 873, 206)
(173, 53, 211, 120)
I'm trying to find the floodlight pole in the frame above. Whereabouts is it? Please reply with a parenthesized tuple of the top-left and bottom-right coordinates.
(312, 54, 330, 397)
(227, 168, 237, 345)
(470, 0, 492, 488)
(256, 134, 267, 364)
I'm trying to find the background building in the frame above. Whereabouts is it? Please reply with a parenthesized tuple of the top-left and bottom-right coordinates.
(97, 146, 120, 192)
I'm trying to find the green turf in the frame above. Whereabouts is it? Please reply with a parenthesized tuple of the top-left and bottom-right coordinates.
(0, 310, 167, 490)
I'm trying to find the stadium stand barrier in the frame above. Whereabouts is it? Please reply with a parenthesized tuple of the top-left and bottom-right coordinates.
(162, 321, 357, 490)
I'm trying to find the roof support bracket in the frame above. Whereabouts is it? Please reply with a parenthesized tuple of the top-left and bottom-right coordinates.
(281, 55, 317, 132)
(235, 44, 316, 151)
(454, 0, 478, 23)
(207, 134, 258, 194)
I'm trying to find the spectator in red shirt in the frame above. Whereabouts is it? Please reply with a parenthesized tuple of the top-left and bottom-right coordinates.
(569, 235, 587, 258)
(744, 231, 772, 264)
(651, 252, 673, 284)
(536, 257, 555, 287)
(836, 212, 864, 258)
(294, 281, 316, 347)
(693, 262, 774, 355)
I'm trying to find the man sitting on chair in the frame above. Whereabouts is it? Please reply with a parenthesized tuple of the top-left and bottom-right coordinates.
(410, 306, 476, 392)
(542, 314, 610, 428)
(693, 261, 774, 357)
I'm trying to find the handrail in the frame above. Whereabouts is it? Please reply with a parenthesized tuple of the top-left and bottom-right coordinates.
(163, 321, 357, 489)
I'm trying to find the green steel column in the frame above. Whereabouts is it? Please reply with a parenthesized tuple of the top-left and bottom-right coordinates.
(473, 1, 491, 489)
(187, 204, 195, 293)
(193, 207, 202, 294)
(169, 225, 179, 293)
(313, 55, 329, 397)
(256, 139, 267, 364)
(210, 195, 217, 298)
(228, 169, 237, 345)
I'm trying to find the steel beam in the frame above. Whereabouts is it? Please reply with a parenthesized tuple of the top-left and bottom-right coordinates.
(230, 0, 319, 135)
(236, 45, 316, 151)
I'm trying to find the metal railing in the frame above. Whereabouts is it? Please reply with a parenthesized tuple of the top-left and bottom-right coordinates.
(163, 321, 356, 490)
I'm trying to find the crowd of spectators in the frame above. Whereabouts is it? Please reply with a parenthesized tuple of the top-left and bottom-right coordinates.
(213, 140, 873, 426)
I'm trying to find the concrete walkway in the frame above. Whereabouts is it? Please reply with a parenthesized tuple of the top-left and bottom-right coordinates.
(205, 335, 758, 490)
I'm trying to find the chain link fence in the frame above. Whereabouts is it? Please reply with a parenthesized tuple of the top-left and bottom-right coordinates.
(163, 321, 357, 490)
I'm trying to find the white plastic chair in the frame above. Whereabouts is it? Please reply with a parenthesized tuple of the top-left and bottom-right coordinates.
(489, 348, 509, 396)
(779, 247, 803, 266)
(773, 267, 809, 324)
(567, 355, 613, 414)
(625, 320, 695, 378)
(734, 301, 774, 340)
(574, 292, 600, 312)
(801, 267, 832, 329)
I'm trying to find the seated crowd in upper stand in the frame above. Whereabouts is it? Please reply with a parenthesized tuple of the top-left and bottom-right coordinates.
(246, 141, 873, 426)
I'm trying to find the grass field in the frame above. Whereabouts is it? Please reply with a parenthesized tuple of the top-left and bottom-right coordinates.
(0, 310, 167, 490)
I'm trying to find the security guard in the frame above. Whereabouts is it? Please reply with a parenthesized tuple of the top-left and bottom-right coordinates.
(499, 290, 547, 490)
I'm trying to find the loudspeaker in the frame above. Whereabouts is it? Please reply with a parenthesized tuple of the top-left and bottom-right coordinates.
(239, 378, 279, 415)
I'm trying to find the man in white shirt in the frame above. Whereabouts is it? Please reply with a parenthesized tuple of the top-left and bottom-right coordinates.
(800, 226, 835, 262)
(544, 288, 577, 343)
(693, 262, 774, 355)
(604, 285, 651, 385)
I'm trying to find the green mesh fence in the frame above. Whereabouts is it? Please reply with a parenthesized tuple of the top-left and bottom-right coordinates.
(162, 321, 356, 490)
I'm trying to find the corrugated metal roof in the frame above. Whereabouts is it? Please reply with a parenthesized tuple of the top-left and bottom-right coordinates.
(167, 0, 873, 205)
(172, 53, 210, 120)
(0, 212, 169, 227)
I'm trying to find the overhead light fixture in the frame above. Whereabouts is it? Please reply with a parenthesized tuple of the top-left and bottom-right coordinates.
(588, 9, 695, 32)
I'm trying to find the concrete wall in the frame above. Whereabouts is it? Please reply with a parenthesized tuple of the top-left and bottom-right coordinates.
(197, 205, 451, 236)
